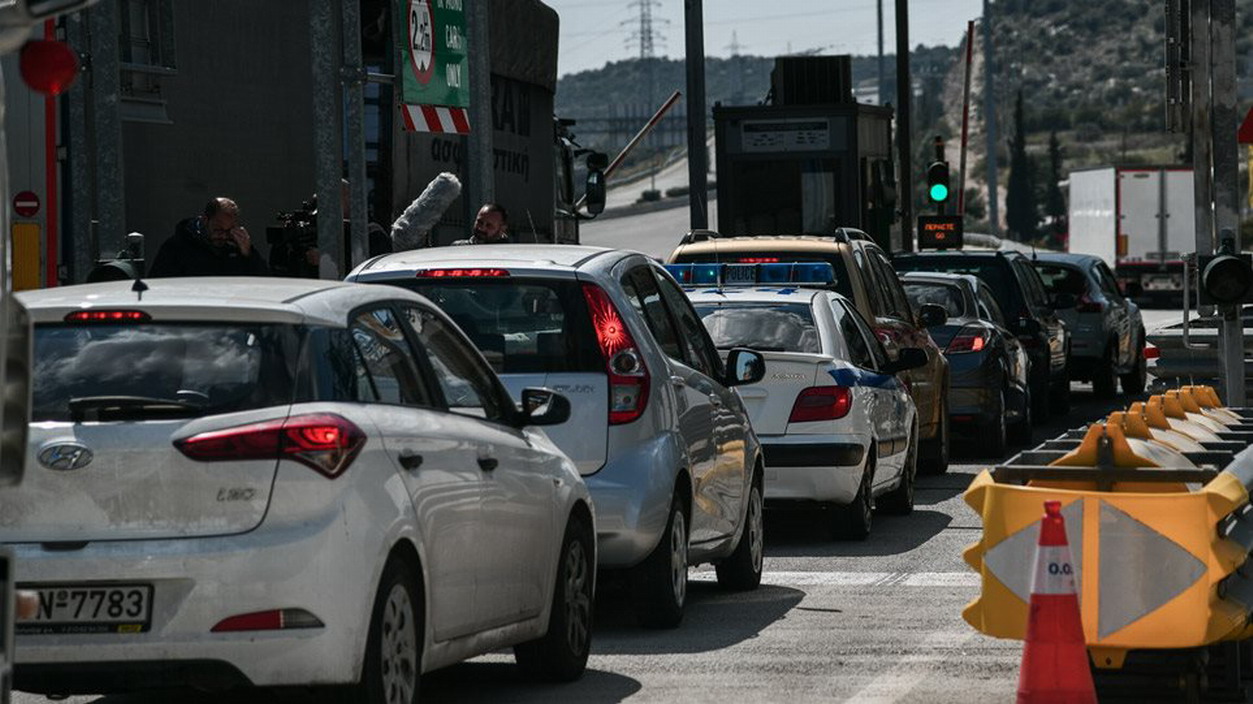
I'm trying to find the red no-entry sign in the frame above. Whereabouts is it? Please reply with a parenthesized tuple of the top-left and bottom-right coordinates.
(13, 191, 39, 218)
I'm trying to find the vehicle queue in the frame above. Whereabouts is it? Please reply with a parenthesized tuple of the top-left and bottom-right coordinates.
(2, 229, 1148, 703)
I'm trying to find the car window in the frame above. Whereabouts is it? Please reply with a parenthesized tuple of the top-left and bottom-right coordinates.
(400, 305, 507, 421)
(903, 281, 965, 318)
(693, 301, 820, 353)
(1095, 263, 1124, 301)
(654, 271, 723, 378)
(1014, 259, 1050, 310)
(867, 248, 912, 320)
(1033, 263, 1087, 297)
(893, 255, 1021, 313)
(620, 265, 684, 361)
(975, 283, 1009, 327)
(832, 299, 889, 370)
(852, 247, 887, 315)
(348, 308, 432, 407)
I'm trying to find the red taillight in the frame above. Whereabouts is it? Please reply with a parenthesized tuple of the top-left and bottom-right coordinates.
(413, 268, 510, 278)
(64, 309, 151, 323)
(175, 413, 365, 479)
(1075, 294, 1103, 313)
(211, 608, 324, 633)
(1144, 344, 1161, 360)
(946, 326, 989, 354)
(789, 386, 852, 423)
(582, 283, 649, 425)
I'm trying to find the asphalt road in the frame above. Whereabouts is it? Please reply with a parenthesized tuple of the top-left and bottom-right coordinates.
(14, 379, 1163, 704)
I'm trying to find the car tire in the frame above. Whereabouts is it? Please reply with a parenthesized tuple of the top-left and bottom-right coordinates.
(1010, 388, 1034, 446)
(919, 401, 949, 475)
(715, 477, 764, 592)
(879, 428, 917, 516)
(515, 514, 594, 682)
(1093, 345, 1118, 399)
(833, 455, 874, 540)
(982, 390, 1008, 458)
(353, 558, 422, 704)
(1049, 366, 1071, 414)
(632, 493, 688, 629)
(1121, 338, 1147, 395)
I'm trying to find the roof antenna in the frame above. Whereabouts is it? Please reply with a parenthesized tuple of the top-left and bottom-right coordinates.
(525, 209, 539, 243)
(131, 278, 148, 301)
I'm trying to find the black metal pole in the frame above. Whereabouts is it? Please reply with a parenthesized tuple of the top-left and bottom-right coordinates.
(895, 0, 913, 251)
(684, 0, 709, 230)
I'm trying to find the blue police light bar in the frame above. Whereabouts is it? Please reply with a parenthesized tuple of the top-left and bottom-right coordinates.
(665, 262, 835, 287)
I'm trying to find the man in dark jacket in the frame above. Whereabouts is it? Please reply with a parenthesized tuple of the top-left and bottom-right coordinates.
(148, 197, 270, 278)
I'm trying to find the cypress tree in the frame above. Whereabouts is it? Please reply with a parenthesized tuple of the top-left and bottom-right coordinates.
(1005, 90, 1039, 241)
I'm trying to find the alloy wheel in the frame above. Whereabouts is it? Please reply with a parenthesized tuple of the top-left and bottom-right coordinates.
(671, 509, 688, 607)
(563, 538, 592, 657)
(747, 486, 764, 575)
(379, 583, 418, 704)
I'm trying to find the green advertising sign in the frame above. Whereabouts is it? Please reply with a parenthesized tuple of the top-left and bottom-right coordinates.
(396, 0, 468, 108)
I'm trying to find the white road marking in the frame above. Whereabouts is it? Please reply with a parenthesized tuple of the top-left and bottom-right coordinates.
(689, 571, 980, 588)
(842, 630, 978, 704)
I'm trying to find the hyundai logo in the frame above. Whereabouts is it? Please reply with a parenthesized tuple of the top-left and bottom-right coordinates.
(37, 442, 94, 471)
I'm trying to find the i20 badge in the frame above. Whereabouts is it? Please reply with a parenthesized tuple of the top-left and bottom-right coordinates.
(37, 441, 94, 471)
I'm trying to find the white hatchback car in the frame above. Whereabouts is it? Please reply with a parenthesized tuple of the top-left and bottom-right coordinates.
(675, 263, 924, 539)
(6, 277, 594, 702)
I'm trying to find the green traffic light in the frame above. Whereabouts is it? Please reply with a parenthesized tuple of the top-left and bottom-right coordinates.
(929, 183, 949, 202)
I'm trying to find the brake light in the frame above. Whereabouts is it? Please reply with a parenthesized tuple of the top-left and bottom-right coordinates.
(211, 608, 324, 633)
(736, 257, 780, 263)
(64, 310, 151, 323)
(789, 386, 852, 423)
(413, 268, 510, 278)
(946, 326, 989, 354)
(1075, 294, 1103, 313)
(582, 283, 649, 424)
(175, 413, 366, 479)
(1144, 344, 1160, 360)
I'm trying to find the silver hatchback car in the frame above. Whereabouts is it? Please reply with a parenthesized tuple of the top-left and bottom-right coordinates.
(349, 245, 768, 628)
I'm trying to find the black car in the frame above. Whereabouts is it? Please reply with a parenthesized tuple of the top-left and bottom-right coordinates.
(893, 250, 1071, 421)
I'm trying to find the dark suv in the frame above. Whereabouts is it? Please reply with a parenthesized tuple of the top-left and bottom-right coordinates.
(892, 251, 1070, 420)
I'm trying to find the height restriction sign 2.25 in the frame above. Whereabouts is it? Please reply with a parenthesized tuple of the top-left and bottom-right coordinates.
(396, 0, 468, 109)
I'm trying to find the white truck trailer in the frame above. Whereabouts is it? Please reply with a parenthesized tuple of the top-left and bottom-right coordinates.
(1068, 165, 1195, 304)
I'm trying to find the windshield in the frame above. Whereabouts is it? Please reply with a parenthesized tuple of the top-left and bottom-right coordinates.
(692, 302, 821, 353)
(903, 282, 966, 318)
(894, 256, 1014, 305)
(398, 278, 602, 375)
(1034, 263, 1087, 296)
(33, 323, 299, 422)
(671, 251, 854, 299)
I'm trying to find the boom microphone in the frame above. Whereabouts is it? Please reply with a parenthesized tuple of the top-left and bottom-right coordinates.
(391, 172, 462, 250)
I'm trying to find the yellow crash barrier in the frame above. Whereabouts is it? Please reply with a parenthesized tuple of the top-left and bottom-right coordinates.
(963, 421, 1252, 669)
(1149, 394, 1224, 442)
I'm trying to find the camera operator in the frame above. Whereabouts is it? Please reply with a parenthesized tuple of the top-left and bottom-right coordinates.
(270, 181, 391, 278)
(148, 197, 269, 278)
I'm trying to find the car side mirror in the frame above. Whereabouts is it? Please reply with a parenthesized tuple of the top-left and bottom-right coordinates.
(583, 152, 608, 216)
(917, 303, 948, 328)
(1050, 292, 1078, 310)
(1016, 318, 1043, 336)
(883, 347, 928, 374)
(518, 388, 571, 427)
(724, 348, 766, 387)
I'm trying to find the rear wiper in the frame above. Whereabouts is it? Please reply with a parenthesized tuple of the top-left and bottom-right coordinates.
(68, 395, 206, 420)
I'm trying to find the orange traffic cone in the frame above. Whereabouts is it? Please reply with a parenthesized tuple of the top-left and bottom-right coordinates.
(1016, 500, 1097, 704)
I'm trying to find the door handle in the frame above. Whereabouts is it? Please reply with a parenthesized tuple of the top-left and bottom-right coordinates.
(398, 451, 423, 470)
(478, 457, 499, 471)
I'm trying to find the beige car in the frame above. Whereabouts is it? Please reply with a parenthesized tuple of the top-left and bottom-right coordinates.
(669, 229, 952, 473)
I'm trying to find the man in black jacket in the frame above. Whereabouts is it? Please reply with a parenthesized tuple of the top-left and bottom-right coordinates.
(148, 197, 270, 278)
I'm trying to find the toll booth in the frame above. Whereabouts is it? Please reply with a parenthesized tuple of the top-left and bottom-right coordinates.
(713, 56, 896, 247)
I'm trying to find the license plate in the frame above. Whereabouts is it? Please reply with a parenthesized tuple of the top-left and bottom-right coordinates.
(17, 583, 152, 635)
(1143, 275, 1180, 291)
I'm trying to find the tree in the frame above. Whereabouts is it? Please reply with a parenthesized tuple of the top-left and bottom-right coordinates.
(1043, 131, 1067, 246)
(1005, 90, 1039, 241)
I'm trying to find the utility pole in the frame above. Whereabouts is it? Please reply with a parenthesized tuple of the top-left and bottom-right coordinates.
(342, 0, 368, 268)
(88, 0, 124, 266)
(467, 0, 494, 212)
(981, 1, 1000, 236)
(1212, 0, 1244, 405)
(895, 0, 913, 251)
(877, 0, 886, 105)
(684, 0, 708, 230)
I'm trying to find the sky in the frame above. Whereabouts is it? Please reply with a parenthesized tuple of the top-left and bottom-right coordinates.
(547, 0, 986, 76)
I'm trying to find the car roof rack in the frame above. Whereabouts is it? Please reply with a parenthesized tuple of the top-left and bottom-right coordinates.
(679, 227, 874, 246)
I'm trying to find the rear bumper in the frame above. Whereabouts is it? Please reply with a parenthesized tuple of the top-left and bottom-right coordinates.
(760, 434, 867, 504)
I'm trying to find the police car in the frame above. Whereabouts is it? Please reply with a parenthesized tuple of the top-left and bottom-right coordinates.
(668, 262, 926, 540)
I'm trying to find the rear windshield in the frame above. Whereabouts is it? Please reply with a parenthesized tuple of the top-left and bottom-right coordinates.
(33, 323, 299, 422)
(894, 256, 1016, 307)
(1033, 263, 1087, 296)
(903, 282, 966, 318)
(397, 278, 602, 374)
(671, 251, 854, 299)
(692, 302, 821, 353)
